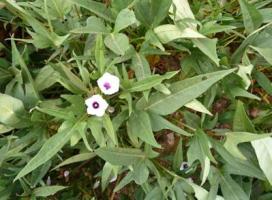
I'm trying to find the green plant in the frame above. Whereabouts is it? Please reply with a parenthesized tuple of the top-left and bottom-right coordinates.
(0, 0, 272, 199)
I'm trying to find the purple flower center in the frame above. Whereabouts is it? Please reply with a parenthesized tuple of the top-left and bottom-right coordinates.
(103, 82, 111, 90)
(92, 101, 99, 109)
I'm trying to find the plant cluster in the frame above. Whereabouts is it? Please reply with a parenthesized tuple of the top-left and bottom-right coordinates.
(0, 0, 272, 199)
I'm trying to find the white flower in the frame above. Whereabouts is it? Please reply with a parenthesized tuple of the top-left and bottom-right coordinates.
(97, 72, 120, 95)
(85, 95, 108, 117)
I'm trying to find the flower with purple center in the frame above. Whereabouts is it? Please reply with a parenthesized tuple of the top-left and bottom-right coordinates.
(85, 95, 108, 117)
(97, 72, 120, 95)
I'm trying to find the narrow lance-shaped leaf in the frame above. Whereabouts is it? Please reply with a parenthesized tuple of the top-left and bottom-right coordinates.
(137, 69, 235, 115)
(238, 0, 263, 34)
(131, 53, 151, 80)
(15, 120, 85, 180)
(53, 153, 95, 170)
(33, 186, 67, 197)
(95, 147, 146, 166)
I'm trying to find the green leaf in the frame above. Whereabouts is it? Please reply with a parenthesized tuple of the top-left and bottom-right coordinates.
(53, 153, 95, 170)
(15, 120, 85, 180)
(134, 0, 172, 28)
(185, 99, 212, 116)
(149, 113, 192, 136)
(35, 65, 59, 91)
(114, 8, 137, 32)
(219, 173, 248, 200)
(51, 63, 89, 94)
(36, 107, 74, 121)
(68, 0, 114, 22)
(128, 111, 160, 148)
(103, 115, 118, 145)
(11, 40, 40, 105)
(126, 71, 177, 92)
(154, 24, 205, 44)
(224, 132, 271, 160)
(0, 93, 28, 128)
(101, 162, 118, 191)
(33, 186, 67, 197)
(192, 38, 219, 66)
(95, 147, 146, 166)
(131, 53, 151, 81)
(137, 69, 235, 115)
(250, 45, 272, 65)
(170, 0, 195, 23)
(200, 21, 236, 35)
(239, 0, 263, 34)
(173, 139, 183, 171)
(104, 33, 130, 55)
(132, 161, 149, 184)
(212, 139, 265, 179)
(71, 16, 109, 34)
(187, 129, 216, 185)
(233, 100, 255, 132)
(252, 137, 272, 185)
(254, 71, 272, 95)
(236, 64, 254, 90)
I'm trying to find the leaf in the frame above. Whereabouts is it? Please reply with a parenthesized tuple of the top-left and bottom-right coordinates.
(230, 87, 260, 100)
(187, 129, 216, 185)
(233, 100, 255, 132)
(212, 139, 265, 179)
(154, 24, 205, 44)
(131, 53, 151, 81)
(103, 115, 118, 145)
(250, 46, 272, 65)
(252, 138, 272, 185)
(128, 111, 161, 148)
(185, 99, 212, 116)
(126, 71, 177, 92)
(114, 8, 137, 32)
(101, 162, 118, 191)
(71, 16, 109, 34)
(224, 132, 271, 160)
(134, 0, 172, 28)
(0, 124, 13, 134)
(238, 0, 263, 34)
(51, 63, 89, 94)
(149, 113, 192, 136)
(219, 173, 248, 200)
(95, 147, 146, 166)
(254, 71, 272, 95)
(189, 181, 224, 200)
(35, 65, 59, 91)
(170, 0, 195, 25)
(200, 21, 236, 35)
(192, 38, 219, 66)
(0, 93, 28, 128)
(11, 40, 40, 105)
(36, 107, 74, 121)
(137, 69, 235, 115)
(15, 120, 85, 180)
(104, 33, 130, 55)
(173, 139, 184, 171)
(68, 0, 114, 22)
(33, 186, 67, 197)
(236, 64, 254, 89)
(132, 161, 149, 184)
